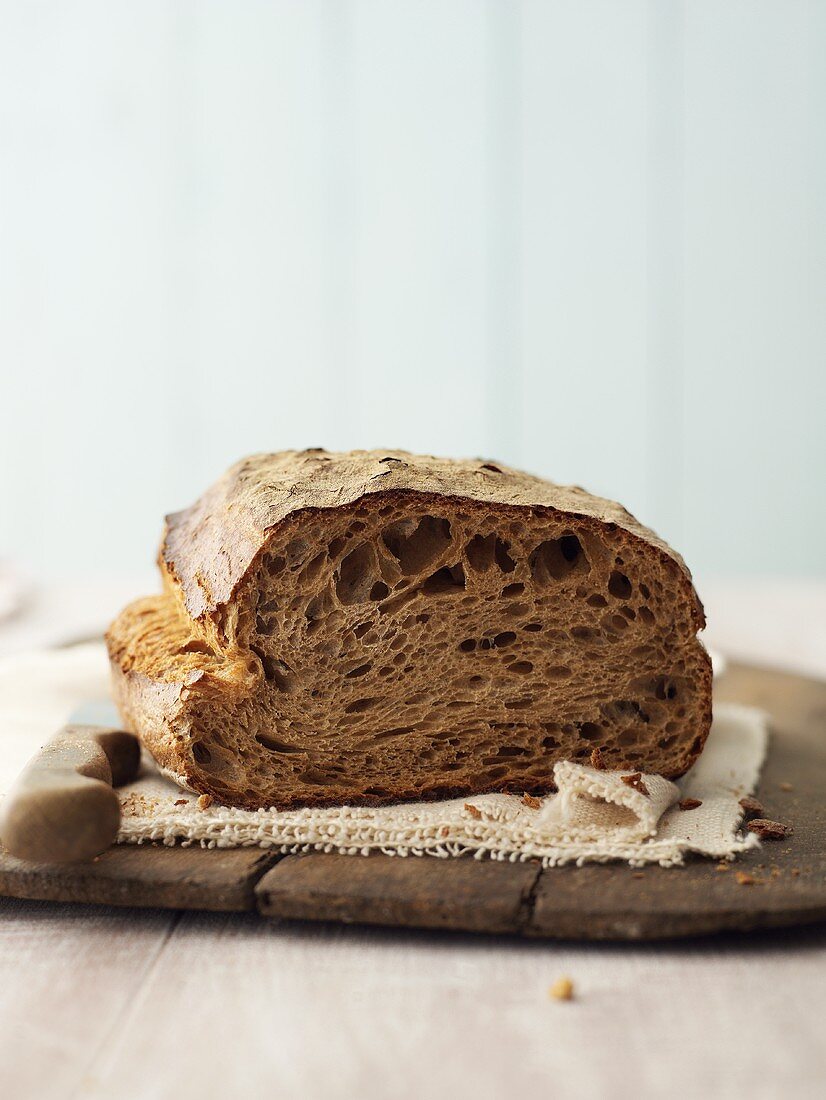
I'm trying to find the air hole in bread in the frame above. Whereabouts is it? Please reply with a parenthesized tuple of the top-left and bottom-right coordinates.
(345, 663, 372, 679)
(502, 582, 525, 597)
(344, 697, 378, 714)
(547, 666, 573, 679)
(336, 543, 380, 605)
(530, 534, 588, 586)
(465, 533, 498, 571)
(178, 639, 216, 657)
(328, 537, 346, 558)
(422, 563, 466, 596)
(504, 697, 534, 710)
(256, 733, 304, 754)
(264, 554, 285, 576)
(381, 515, 452, 574)
(608, 570, 633, 600)
(654, 677, 679, 701)
(192, 742, 211, 764)
(251, 646, 297, 693)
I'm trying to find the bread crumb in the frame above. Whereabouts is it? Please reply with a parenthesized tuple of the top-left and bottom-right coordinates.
(174, 799, 188, 806)
(779, 781, 794, 792)
(791, 868, 801, 876)
(739, 795, 764, 817)
(632, 871, 644, 879)
(678, 798, 702, 811)
(549, 977, 574, 1001)
(197, 794, 214, 810)
(589, 748, 605, 770)
(464, 803, 482, 820)
(735, 871, 760, 886)
(747, 818, 793, 840)
(522, 793, 541, 810)
(621, 773, 649, 796)
(440, 825, 450, 838)
(715, 862, 730, 872)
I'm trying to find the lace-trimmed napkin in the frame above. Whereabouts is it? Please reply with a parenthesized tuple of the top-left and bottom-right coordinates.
(0, 645, 768, 867)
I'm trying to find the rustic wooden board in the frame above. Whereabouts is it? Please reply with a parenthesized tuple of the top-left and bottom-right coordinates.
(256, 852, 541, 933)
(0, 844, 278, 912)
(0, 661, 823, 938)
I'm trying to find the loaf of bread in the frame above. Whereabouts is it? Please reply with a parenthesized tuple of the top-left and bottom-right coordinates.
(107, 450, 712, 810)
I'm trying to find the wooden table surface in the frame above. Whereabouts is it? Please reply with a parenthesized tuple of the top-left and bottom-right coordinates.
(0, 580, 824, 1100)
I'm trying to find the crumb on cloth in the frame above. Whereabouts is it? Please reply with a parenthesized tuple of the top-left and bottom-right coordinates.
(198, 794, 214, 811)
(621, 773, 649, 797)
(522, 793, 541, 810)
(464, 803, 482, 820)
(678, 798, 702, 811)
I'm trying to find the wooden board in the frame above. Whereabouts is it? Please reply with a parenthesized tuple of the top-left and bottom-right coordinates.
(0, 661, 823, 939)
(0, 844, 278, 912)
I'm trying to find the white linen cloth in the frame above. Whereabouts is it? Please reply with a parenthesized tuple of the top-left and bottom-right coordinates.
(0, 644, 766, 867)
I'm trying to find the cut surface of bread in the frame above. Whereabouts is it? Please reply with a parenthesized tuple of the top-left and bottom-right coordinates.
(107, 450, 712, 810)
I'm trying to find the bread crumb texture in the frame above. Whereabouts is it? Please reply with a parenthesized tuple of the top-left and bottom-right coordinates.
(106, 449, 712, 810)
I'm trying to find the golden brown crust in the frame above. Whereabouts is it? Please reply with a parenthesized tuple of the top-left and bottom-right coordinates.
(160, 449, 703, 626)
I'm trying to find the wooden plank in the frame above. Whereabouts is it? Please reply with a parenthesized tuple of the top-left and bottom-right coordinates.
(257, 852, 541, 934)
(0, 843, 279, 912)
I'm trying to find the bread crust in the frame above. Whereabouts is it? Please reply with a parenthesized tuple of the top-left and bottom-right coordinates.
(160, 450, 704, 626)
(108, 450, 711, 809)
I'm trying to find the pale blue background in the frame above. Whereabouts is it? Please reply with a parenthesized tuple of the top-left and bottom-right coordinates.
(1, 1, 824, 581)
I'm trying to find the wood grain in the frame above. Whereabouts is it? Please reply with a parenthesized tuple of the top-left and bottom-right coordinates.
(257, 853, 540, 933)
(0, 844, 279, 912)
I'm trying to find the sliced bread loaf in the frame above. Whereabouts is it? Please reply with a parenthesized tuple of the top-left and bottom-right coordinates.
(106, 450, 712, 809)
